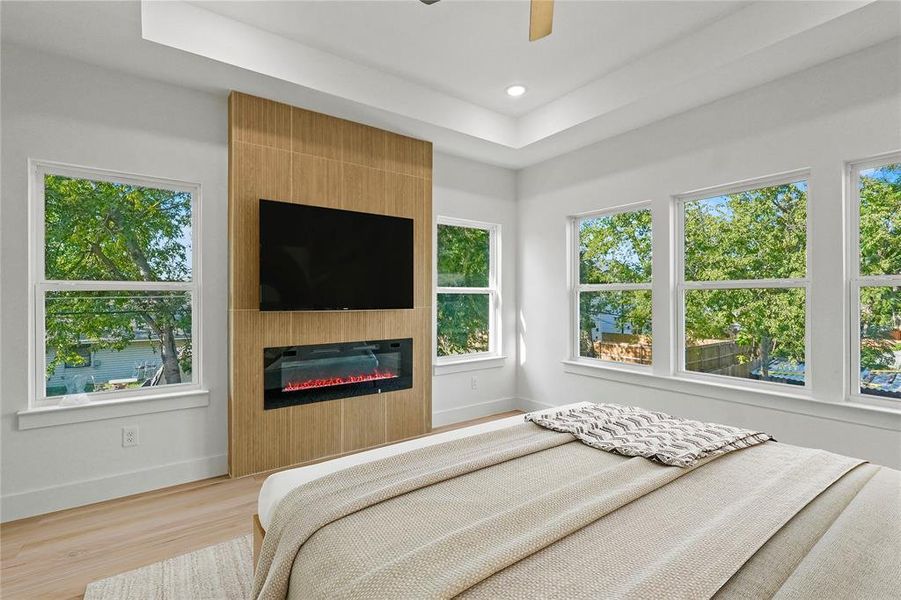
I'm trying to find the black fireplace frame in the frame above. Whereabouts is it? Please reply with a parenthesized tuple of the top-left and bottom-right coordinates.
(263, 338, 413, 410)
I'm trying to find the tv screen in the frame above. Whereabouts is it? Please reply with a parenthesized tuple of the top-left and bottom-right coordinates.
(259, 199, 414, 311)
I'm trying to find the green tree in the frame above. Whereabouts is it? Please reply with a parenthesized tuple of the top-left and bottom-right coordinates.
(44, 175, 192, 388)
(859, 165, 901, 276)
(577, 210, 652, 358)
(682, 182, 808, 379)
(858, 164, 901, 374)
(579, 210, 652, 284)
(578, 173, 900, 387)
(436, 224, 490, 356)
(859, 286, 900, 372)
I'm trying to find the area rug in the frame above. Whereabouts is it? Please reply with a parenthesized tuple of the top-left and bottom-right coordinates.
(84, 535, 252, 599)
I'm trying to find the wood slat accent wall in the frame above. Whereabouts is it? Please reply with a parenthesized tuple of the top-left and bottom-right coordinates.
(228, 92, 433, 477)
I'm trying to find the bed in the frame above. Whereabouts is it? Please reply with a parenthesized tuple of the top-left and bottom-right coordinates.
(252, 403, 901, 600)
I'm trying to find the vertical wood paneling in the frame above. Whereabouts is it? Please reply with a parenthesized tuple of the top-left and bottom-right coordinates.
(291, 401, 342, 463)
(388, 307, 432, 440)
(291, 107, 341, 160)
(228, 92, 433, 477)
(290, 154, 342, 207)
(343, 164, 387, 213)
(230, 143, 291, 310)
(341, 121, 387, 169)
(417, 177, 433, 309)
(386, 132, 430, 178)
(342, 395, 388, 452)
(232, 93, 291, 150)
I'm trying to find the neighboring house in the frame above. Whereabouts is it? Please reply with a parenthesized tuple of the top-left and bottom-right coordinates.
(590, 313, 634, 339)
(46, 337, 188, 396)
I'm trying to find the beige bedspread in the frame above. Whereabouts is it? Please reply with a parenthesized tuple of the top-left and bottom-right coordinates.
(253, 423, 900, 600)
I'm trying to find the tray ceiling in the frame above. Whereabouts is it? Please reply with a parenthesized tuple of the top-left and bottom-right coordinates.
(2, 1, 899, 168)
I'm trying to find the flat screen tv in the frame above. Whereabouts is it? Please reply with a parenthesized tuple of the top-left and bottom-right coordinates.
(259, 199, 414, 311)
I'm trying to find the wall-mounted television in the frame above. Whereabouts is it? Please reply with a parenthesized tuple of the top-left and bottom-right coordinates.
(259, 199, 414, 311)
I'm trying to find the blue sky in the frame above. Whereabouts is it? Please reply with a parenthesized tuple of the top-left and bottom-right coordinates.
(693, 179, 808, 219)
(861, 165, 901, 185)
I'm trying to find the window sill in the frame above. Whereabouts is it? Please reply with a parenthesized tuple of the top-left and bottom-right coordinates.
(434, 355, 507, 376)
(561, 359, 901, 432)
(17, 389, 210, 430)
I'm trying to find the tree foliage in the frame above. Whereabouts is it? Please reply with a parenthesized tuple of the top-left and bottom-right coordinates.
(579, 210, 652, 284)
(684, 183, 807, 281)
(858, 164, 901, 374)
(578, 186, 809, 377)
(682, 182, 807, 378)
(577, 209, 652, 357)
(436, 225, 491, 356)
(43, 175, 192, 389)
(859, 165, 901, 276)
(437, 293, 489, 357)
(576, 170, 899, 385)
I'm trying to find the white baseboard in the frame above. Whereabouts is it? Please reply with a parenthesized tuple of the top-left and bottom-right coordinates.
(517, 397, 555, 413)
(1, 398, 550, 522)
(432, 397, 520, 428)
(1, 453, 228, 523)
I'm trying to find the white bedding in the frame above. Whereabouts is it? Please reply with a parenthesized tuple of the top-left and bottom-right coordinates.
(258, 412, 531, 528)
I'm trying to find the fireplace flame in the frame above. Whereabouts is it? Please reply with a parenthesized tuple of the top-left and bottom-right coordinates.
(283, 368, 399, 392)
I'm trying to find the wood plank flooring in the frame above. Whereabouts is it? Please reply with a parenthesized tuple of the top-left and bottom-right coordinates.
(0, 411, 521, 600)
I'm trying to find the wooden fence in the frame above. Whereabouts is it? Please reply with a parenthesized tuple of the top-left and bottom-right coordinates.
(685, 340, 756, 377)
(593, 334, 652, 365)
(590, 336, 755, 374)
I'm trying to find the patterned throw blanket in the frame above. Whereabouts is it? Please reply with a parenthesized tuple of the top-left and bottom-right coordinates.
(526, 402, 772, 467)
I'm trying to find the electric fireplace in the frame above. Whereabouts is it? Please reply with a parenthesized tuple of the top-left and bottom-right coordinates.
(263, 338, 413, 410)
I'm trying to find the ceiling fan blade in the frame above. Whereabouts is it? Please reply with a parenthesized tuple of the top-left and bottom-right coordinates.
(529, 0, 554, 41)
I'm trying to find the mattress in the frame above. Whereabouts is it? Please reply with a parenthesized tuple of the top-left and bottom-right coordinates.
(253, 409, 900, 600)
(258, 411, 530, 529)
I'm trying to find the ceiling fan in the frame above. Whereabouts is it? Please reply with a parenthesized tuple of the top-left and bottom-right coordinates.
(420, 0, 554, 42)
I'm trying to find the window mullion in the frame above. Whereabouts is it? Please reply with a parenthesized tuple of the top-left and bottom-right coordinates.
(856, 274, 901, 287)
(577, 282, 652, 292)
(436, 286, 491, 295)
(39, 280, 194, 292)
(683, 278, 808, 290)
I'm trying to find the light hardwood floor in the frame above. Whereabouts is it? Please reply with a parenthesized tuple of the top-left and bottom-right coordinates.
(0, 411, 521, 600)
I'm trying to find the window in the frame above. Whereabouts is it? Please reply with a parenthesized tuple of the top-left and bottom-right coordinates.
(573, 205, 652, 366)
(31, 161, 200, 406)
(850, 156, 900, 401)
(677, 172, 809, 387)
(435, 218, 500, 361)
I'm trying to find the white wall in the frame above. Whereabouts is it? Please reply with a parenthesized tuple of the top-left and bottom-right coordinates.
(0, 45, 520, 520)
(516, 40, 901, 469)
(4, 35, 900, 522)
(0, 45, 230, 521)
(432, 153, 519, 426)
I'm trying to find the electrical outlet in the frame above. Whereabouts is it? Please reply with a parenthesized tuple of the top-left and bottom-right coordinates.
(122, 426, 139, 447)
(470, 376, 478, 390)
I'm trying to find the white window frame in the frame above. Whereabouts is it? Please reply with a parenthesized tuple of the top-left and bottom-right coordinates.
(569, 201, 653, 371)
(434, 216, 502, 365)
(674, 169, 812, 393)
(28, 159, 203, 408)
(847, 151, 901, 408)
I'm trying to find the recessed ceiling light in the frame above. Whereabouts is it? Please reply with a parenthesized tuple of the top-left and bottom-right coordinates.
(506, 85, 526, 98)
